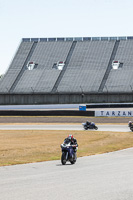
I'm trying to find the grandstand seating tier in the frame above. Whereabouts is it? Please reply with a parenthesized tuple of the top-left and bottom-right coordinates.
(0, 39, 133, 95)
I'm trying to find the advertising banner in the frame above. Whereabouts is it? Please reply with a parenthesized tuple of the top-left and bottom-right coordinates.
(95, 110, 133, 117)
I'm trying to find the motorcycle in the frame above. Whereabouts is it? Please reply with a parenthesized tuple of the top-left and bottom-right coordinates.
(82, 122, 98, 130)
(130, 126, 133, 132)
(128, 122, 133, 132)
(61, 141, 77, 165)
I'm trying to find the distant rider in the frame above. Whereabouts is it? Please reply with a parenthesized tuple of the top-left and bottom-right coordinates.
(85, 121, 95, 127)
(86, 120, 91, 126)
(128, 121, 133, 127)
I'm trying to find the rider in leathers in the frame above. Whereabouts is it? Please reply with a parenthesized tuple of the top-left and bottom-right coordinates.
(64, 135, 78, 158)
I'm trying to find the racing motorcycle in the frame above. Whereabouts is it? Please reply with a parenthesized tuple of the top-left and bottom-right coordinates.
(128, 121, 133, 132)
(82, 122, 98, 130)
(61, 141, 77, 165)
(130, 126, 133, 132)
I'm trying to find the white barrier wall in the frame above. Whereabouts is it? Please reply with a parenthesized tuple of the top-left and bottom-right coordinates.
(95, 110, 133, 117)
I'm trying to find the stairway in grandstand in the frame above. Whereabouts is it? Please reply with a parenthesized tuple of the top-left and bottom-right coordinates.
(0, 41, 35, 93)
(10, 40, 73, 93)
(57, 40, 115, 93)
(98, 40, 120, 92)
(51, 41, 77, 93)
(104, 39, 133, 92)
(9, 42, 38, 93)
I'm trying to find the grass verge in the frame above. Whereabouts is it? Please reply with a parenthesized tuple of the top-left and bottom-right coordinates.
(0, 129, 133, 166)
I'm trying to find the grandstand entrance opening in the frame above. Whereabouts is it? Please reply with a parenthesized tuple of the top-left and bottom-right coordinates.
(112, 60, 120, 69)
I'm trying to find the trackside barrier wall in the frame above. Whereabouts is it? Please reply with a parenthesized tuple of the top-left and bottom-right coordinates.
(1, 109, 133, 117)
(0, 110, 94, 116)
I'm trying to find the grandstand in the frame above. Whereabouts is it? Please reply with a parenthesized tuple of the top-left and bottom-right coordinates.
(0, 36, 133, 105)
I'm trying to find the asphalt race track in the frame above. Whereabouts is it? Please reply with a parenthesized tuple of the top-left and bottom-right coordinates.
(1, 148, 133, 200)
(0, 124, 130, 132)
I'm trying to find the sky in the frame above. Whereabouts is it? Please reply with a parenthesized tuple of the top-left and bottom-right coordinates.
(0, 0, 133, 75)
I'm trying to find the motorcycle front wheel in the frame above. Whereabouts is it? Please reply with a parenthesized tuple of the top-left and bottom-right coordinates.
(70, 153, 77, 164)
(130, 127, 133, 132)
(70, 160, 75, 164)
(94, 126, 98, 130)
(84, 126, 88, 130)
(61, 152, 66, 165)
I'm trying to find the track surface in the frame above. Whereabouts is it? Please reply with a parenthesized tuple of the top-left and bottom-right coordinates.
(1, 148, 133, 200)
(0, 124, 130, 132)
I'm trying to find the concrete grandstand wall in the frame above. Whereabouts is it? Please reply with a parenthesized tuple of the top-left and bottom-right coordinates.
(0, 93, 133, 105)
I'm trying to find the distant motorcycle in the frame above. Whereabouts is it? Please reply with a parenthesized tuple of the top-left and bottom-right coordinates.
(61, 141, 77, 165)
(82, 123, 98, 130)
(128, 121, 133, 132)
(130, 126, 133, 132)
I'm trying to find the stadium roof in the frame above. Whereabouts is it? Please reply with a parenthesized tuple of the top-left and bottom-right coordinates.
(22, 36, 133, 42)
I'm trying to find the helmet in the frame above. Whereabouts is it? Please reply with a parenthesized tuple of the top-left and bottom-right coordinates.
(68, 134, 73, 140)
